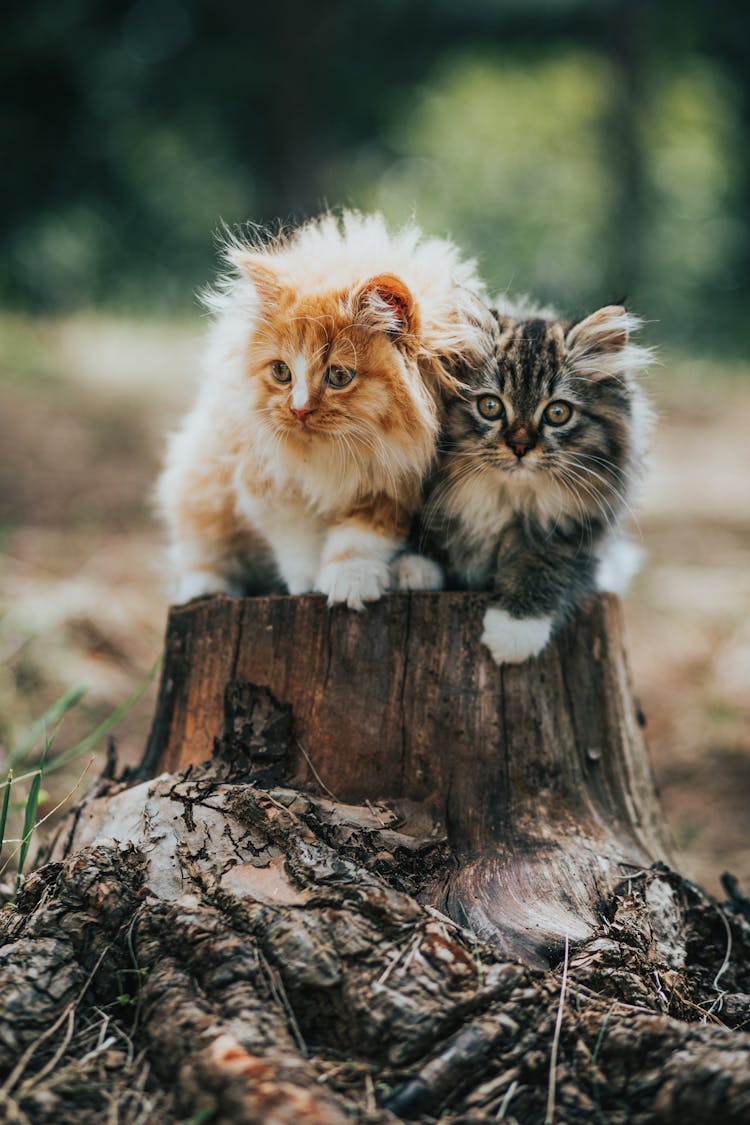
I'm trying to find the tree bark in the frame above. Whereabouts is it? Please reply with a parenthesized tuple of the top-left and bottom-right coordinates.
(4, 752, 750, 1124)
(3, 590, 750, 1124)
(139, 591, 669, 966)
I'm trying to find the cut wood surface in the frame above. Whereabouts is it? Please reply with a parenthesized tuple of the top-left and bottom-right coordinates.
(139, 592, 670, 964)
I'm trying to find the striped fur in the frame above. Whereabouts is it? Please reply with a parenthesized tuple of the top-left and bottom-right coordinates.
(411, 304, 653, 662)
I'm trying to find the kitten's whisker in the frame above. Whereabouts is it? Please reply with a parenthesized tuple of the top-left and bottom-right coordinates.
(310, 341, 330, 365)
(335, 330, 359, 369)
(569, 450, 629, 480)
(557, 453, 620, 495)
(560, 455, 641, 533)
(287, 313, 336, 330)
(555, 465, 617, 532)
(550, 469, 596, 551)
(563, 452, 643, 536)
(560, 461, 623, 518)
(562, 452, 632, 499)
(556, 466, 613, 522)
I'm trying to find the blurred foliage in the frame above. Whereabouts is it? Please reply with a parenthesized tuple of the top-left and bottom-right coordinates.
(355, 51, 617, 308)
(1, 0, 749, 353)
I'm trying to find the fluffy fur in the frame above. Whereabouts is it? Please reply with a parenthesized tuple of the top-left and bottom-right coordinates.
(157, 211, 489, 607)
(401, 302, 653, 662)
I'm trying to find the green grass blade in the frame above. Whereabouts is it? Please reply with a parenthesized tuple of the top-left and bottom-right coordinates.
(0, 771, 12, 858)
(15, 731, 54, 890)
(8, 654, 161, 891)
(44, 654, 163, 774)
(9, 684, 88, 768)
(16, 767, 43, 890)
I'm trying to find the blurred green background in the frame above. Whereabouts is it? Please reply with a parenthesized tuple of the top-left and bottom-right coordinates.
(3, 0, 750, 351)
(1, 0, 749, 894)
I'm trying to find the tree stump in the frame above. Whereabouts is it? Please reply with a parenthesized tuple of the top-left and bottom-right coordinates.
(138, 591, 668, 966)
(4, 591, 750, 1124)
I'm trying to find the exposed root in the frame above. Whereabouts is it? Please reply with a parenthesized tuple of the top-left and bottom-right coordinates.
(0, 756, 749, 1123)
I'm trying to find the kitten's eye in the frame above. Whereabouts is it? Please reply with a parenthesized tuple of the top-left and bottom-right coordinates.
(477, 395, 505, 421)
(271, 361, 292, 383)
(543, 400, 573, 426)
(326, 366, 356, 388)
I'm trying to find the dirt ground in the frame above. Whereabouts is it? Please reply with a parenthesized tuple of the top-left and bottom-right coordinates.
(0, 314, 748, 895)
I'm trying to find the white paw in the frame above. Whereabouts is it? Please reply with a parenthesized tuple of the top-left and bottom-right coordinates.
(481, 607, 553, 665)
(316, 558, 391, 610)
(391, 553, 445, 592)
(175, 571, 236, 603)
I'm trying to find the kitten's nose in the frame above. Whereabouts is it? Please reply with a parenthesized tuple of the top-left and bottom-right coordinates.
(506, 428, 534, 459)
(291, 405, 316, 422)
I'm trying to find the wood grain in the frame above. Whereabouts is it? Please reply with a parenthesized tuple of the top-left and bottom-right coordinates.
(139, 591, 671, 963)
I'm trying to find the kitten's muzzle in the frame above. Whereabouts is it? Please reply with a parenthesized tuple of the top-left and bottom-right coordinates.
(291, 405, 317, 424)
(505, 426, 536, 459)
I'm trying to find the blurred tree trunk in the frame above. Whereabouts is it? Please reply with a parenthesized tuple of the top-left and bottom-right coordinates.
(707, 6, 750, 325)
(600, 0, 651, 302)
(260, 0, 337, 218)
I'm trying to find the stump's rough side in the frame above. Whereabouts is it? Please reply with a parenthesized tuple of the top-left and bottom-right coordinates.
(12, 783, 750, 1125)
(139, 592, 670, 963)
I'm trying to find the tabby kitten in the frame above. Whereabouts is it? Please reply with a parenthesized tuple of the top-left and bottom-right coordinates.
(407, 303, 652, 663)
(157, 212, 487, 609)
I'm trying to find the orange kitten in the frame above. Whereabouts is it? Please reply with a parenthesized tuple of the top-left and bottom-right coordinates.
(157, 212, 488, 608)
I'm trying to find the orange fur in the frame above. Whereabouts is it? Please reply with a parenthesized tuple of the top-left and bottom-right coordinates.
(325, 495, 413, 565)
(243, 286, 433, 456)
(157, 212, 488, 607)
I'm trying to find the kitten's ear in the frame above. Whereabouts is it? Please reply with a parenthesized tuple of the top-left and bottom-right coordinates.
(230, 252, 282, 301)
(566, 305, 629, 355)
(565, 304, 652, 383)
(354, 274, 416, 338)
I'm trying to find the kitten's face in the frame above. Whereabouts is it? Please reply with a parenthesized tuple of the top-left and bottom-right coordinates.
(442, 308, 637, 516)
(243, 269, 437, 474)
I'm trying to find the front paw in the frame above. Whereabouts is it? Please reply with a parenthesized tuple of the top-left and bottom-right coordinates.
(391, 553, 445, 592)
(316, 558, 390, 610)
(481, 607, 553, 665)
